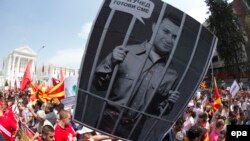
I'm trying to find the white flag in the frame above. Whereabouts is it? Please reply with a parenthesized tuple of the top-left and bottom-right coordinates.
(64, 76, 78, 98)
(230, 80, 240, 97)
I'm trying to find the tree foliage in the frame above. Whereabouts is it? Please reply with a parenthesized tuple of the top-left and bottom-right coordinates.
(243, 0, 250, 28)
(205, 0, 246, 80)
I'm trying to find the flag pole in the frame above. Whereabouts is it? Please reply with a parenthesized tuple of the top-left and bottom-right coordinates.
(210, 61, 214, 89)
(35, 46, 45, 83)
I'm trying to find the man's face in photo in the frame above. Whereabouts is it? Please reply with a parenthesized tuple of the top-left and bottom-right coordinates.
(153, 18, 179, 56)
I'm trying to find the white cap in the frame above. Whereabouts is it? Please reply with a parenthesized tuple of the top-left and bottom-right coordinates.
(77, 127, 93, 134)
(196, 92, 201, 99)
(188, 101, 194, 107)
(37, 110, 46, 120)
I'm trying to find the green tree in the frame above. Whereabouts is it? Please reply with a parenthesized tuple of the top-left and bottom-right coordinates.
(243, 0, 250, 28)
(205, 0, 246, 81)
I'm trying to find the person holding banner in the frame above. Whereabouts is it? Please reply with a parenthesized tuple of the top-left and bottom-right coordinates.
(94, 13, 180, 139)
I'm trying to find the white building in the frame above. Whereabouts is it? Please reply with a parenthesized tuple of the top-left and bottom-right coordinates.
(36, 64, 79, 86)
(1, 46, 37, 88)
(0, 46, 79, 89)
(0, 70, 5, 89)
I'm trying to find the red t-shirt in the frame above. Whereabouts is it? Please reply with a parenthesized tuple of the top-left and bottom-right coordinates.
(4, 106, 17, 124)
(54, 124, 76, 141)
(0, 115, 17, 141)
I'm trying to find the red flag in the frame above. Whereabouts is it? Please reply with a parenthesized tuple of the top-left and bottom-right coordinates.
(46, 80, 64, 100)
(30, 80, 64, 102)
(213, 77, 222, 112)
(52, 77, 60, 86)
(4, 107, 17, 124)
(20, 61, 32, 91)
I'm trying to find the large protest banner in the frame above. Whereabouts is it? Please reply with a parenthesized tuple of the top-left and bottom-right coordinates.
(74, 0, 217, 140)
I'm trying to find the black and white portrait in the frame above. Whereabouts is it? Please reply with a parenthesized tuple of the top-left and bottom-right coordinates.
(74, 0, 217, 140)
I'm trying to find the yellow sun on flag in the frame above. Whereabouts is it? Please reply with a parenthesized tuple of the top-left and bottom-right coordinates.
(200, 81, 206, 90)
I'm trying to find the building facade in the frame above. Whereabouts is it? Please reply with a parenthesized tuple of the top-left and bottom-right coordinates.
(0, 46, 79, 89)
(36, 64, 78, 86)
(1, 46, 37, 89)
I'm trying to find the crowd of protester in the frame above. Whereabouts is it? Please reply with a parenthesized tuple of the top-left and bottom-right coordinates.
(169, 87, 250, 141)
(0, 85, 250, 141)
(0, 89, 115, 141)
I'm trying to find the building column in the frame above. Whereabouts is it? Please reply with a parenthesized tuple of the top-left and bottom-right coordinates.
(17, 56, 21, 73)
(16, 56, 21, 73)
(7, 54, 12, 81)
(16, 56, 21, 83)
(32, 59, 35, 73)
(11, 55, 16, 84)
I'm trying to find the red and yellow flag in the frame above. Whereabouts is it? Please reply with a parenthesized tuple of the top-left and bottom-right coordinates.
(30, 80, 64, 103)
(213, 77, 222, 112)
(200, 81, 207, 90)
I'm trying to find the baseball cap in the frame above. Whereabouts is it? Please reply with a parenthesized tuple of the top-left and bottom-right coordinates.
(77, 127, 93, 134)
(188, 100, 194, 107)
(37, 110, 46, 120)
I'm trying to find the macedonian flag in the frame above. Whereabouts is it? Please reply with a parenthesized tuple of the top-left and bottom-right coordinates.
(30, 80, 64, 103)
(213, 77, 222, 112)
